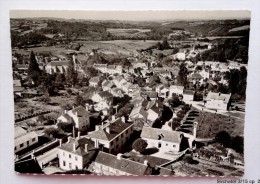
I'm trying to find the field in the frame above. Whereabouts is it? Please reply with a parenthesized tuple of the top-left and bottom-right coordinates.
(106, 28, 151, 37)
(196, 111, 244, 139)
(77, 40, 158, 56)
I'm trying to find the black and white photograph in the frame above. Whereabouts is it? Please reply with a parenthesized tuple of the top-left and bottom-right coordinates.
(10, 10, 250, 176)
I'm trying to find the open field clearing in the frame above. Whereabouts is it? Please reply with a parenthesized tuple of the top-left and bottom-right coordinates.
(106, 28, 151, 37)
(77, 40, 158, 55)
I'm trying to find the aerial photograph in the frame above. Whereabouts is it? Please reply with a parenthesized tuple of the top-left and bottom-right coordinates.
(11, 10, 250, 176)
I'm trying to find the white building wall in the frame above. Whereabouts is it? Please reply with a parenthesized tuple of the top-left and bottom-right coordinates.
(58, 149, 83, 170)
(15, 136, 38, 153)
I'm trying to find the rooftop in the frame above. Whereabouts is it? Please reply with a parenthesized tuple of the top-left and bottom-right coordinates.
(141, 127, 183, 143)
(59, 137, 96, 156)
(94, 152, 150, 175)
(205, 91, 231, 103)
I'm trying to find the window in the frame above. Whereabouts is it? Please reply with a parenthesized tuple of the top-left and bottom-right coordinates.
(172, 145, 176, 148)
(69, 154, 71, 158)
(75, 156, 78, 161)
(20, 143, 23, 148)
(69, 163, 72, 169)
(32, 138, 36, 142)
(15, 147, 17, 151)
(27, 141, 30, 146)
(63, 161, 66, 166)
(158, 142, 161, 148)
(166, 143, 168, 146)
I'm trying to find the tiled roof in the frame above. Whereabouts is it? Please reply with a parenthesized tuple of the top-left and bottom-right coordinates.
(191, 73, 203, 79)
(48, 61, 69, 67)
(170, 85, 184, 91)
(71, 106, 89, 123)
(59, 137, 96, 156)
(87, 118, 133, 142)
(141, 127, 183, 143)
(98, 91, 113, 99)
(94, 152, 150, 175)
(15, 131, 38, 147)
(13, 80, 22, 87)
(89, 77, 100, 83)
(15, 126, 27, 138)
(205, 91, 231, 103)
(129, 106, 148, 119)
(183, 90, 195, 95)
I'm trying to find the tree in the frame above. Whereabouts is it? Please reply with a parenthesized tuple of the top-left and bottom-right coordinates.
(44, 127, 60, 138)
(74, 94, 85, 107)
(85, 66, 99, 77)
(58, 122, 74, 133)
(27, 51, 41, 84)
(162, 37, 170, 50)
(132, 138, 148, 153)
(215, 131, 231, 147)
(231, 136, 244, 154)
(168, 93, 181, 108)
(178, 63, 188, 87)
(66, 59, 78, 86)
(169, 118, 180, 130)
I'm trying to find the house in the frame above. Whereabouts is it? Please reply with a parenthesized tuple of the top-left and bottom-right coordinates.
(102, 80, 114, 92)
(190, 73, 203, 84)
(205, 91, 231, 110)
(91, 91, 113, 103)
(57, 106, 90, 132)
(13, 79, 24, 96)
(87, 117, 134, 154)
(141, 127, 183, 153)
(107, 65, 123, 75)
(169, 85, 184, 97)
(110, 88, 124, 98)
(89, 77, 100, 87)
(90, 152, 152, 175)
(121, 82, 132, 94)
(156, 85, 170, 98)
(58, 137, 98, 171)
(199, 69, 210, 80)
(142, 91, 158, 101)
(171, 52, 186, 60)
(129, 106, 148, 121)
(93, 63, 108, 73)
(45, 61, 69, 74)
(183, 90, 195, 101)
(145, 100, 162, 123)
(15, 126, 38, 153)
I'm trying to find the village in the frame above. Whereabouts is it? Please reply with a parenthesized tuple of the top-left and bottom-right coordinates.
(12, 17, 248, 176)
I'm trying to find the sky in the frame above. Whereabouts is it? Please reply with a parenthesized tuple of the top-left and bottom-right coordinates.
(10, 10, 251, 21)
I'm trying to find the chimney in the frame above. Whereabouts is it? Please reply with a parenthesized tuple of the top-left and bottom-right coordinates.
(95, 125, 100, 131)
(85, 144, 88, 153)
(121, 116, 125, 123)
(193, 122, 198, 138)
(75, 111, 78, 117)
(67, 136, 72, 143)
(73, 106, 75, 109)
(112, 115, 115, 121)
(72, 126, 75, 138)
(73, 143, 76, 152)
(59, 139, 62, 147)
(78, 131, 80, 139)
(144, 160, 148, 166)
(117, 153, 122, 160)
(95, 139, 99, 148)
(219, 92, 221, 96)
(105, 127, 110, 134)
(64, 109, 67, 114)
